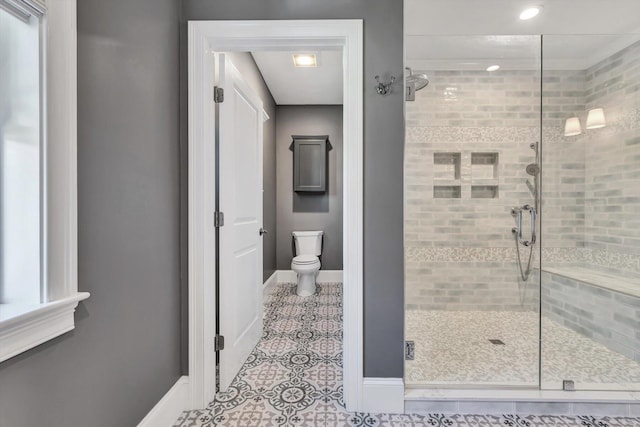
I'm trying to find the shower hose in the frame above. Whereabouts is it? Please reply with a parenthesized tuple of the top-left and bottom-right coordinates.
(513, 231, 535, 281)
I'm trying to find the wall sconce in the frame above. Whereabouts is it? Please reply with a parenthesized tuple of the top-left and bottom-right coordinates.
(564, 117, 582, 136)
(375, 75, 396, 95)
(586, 107, 606, 129)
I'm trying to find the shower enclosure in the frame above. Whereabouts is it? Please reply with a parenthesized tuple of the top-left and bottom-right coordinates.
(404, 34, 640, 392)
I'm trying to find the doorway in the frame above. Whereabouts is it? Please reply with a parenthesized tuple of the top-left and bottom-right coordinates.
(187, 20, 364, 411)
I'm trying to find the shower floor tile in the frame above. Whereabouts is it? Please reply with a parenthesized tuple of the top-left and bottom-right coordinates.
(406, 310, 640, 389)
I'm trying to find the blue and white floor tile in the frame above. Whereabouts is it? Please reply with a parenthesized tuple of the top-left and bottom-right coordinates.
(174, 283, 640, 427)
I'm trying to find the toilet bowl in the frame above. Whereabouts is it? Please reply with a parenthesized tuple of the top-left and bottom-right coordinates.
(291, 255, 321, 297)
(291, 231, 323, 297)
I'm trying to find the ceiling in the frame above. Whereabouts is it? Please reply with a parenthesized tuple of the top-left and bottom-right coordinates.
(251, 50, 343, 105)
(251, 1, 640, 103)
(405, 0, 640, 70)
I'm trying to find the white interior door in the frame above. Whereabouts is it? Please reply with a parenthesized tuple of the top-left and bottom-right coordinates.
(217, 54, 264, 392)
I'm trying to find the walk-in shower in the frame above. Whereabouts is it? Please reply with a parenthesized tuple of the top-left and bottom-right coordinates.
(404, 34, 640, 391)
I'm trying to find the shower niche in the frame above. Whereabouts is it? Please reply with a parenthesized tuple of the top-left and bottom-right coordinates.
(471, 152, 499, 199)
(432, 151, 499, 199)
(433, 152, 461, 198)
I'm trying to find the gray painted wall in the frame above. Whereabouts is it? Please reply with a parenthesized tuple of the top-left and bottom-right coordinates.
(221, 53, 278, 283)
(275, 106, 343, 270)
(0, 0, 182, 425)
(181, 0, 405, 378)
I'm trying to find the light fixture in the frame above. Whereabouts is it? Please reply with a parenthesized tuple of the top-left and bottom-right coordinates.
(586, 107, 606, 129)
(292, 53, 317, 67)
(519, 7, 540, 20)
(486, 65, 500, 72)
(564, 117, 582, 137)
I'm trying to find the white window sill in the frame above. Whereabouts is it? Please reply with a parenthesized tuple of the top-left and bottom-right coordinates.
(0, 292, 90, 363)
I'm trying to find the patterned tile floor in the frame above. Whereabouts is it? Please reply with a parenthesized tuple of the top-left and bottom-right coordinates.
(406, 310, 640, 389)
(174, 283, 640, 426)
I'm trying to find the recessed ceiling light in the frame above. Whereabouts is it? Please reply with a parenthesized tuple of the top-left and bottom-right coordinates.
(486, 65, 500, 72)
(519, 7, 540, 20)
(292, 54, 317, 67)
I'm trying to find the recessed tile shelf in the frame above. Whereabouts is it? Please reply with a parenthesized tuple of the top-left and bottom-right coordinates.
(434, 185, 462, 199)
(434, 152, 461, 180)
(471, 152, 499, 180)
(471, 185, 499, 199)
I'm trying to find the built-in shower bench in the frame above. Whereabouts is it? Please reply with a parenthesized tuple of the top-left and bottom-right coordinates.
(543, 265, 640, 298)
(541, 266, 640, 363)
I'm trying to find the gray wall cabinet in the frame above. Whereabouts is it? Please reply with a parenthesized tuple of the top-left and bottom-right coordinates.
(292, 135, 330, 193)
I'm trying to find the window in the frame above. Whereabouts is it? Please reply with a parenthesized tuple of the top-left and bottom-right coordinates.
(0, 0, 88, 363)
(1, 0, 42, 306)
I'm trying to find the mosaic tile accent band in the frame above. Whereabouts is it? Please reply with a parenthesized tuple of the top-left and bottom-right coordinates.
(405, 246, 640, 273)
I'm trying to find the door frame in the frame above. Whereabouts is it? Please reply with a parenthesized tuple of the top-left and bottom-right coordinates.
(187, 20, 364, 411)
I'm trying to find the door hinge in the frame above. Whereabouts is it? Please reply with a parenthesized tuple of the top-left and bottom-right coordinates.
(214, 211, 224, 227)
(215, 335, 225, 352)
(214, 86, 224, 103)
(405, 340, 415, 360)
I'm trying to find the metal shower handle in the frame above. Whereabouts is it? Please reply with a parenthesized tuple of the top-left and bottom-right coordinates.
(512, 205, 536, 247)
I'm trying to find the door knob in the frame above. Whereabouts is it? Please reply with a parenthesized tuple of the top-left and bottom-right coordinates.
(259, 228, 268, 236)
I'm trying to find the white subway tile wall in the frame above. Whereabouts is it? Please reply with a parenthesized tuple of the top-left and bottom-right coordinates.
(405, 41, 640, 310)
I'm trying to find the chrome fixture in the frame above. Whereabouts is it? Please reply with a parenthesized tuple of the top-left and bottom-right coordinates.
(526, 163, 540, 176)
(405, 67, 429, 101)
(512, 142, 540, 284)
(375, 75, 396, 95)
(512, 204, 537, 247)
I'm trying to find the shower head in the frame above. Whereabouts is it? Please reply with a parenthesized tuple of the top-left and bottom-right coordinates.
(405, 67, 429, 90)
(405, 67, 429, 101)
(526, 163, 540, 176)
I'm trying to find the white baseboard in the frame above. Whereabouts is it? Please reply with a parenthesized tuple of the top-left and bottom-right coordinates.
(263, 271, 278, 295)
(362, 377, 405, 414)
(277, 270, 297, 283)
(277, 270, 343, 284)
(317, 270, 344, 282)
(137, 376, 190, 427)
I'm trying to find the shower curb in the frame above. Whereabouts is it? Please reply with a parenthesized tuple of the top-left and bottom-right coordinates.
(405, 389, 640, 416)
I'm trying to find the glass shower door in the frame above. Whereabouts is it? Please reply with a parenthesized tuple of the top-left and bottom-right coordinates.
(404, 35, 542, 388)
(541, 34, 640, 391)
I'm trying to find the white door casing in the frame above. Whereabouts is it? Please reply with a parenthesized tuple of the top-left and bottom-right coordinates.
(217, 54, 264, 392)
(188, 20, 364, 411)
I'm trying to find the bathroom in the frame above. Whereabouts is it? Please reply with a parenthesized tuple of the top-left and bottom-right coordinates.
(212, 50, 345, 392)
(249, 51, 344, 291)
(404, 16, 640, 408)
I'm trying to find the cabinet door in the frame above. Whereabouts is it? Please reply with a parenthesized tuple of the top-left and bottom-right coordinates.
(293, 137, 327, 192)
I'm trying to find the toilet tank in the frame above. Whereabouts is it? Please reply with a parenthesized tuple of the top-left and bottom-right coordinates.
(292, 231, 323, 256)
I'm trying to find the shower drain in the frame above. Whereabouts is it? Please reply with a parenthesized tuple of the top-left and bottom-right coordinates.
(488, 339, 505, 345)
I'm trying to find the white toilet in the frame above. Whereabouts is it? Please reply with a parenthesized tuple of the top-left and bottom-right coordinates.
(291, 230, 323, 296)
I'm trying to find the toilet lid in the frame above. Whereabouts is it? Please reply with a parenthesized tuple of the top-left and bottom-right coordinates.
(293, 255, 318, 264)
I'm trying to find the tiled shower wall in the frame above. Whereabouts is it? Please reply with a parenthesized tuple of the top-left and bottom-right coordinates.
(405, 69, 583, 311)
(405, 39, 640, 311)
(581, 41, 640, 278)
